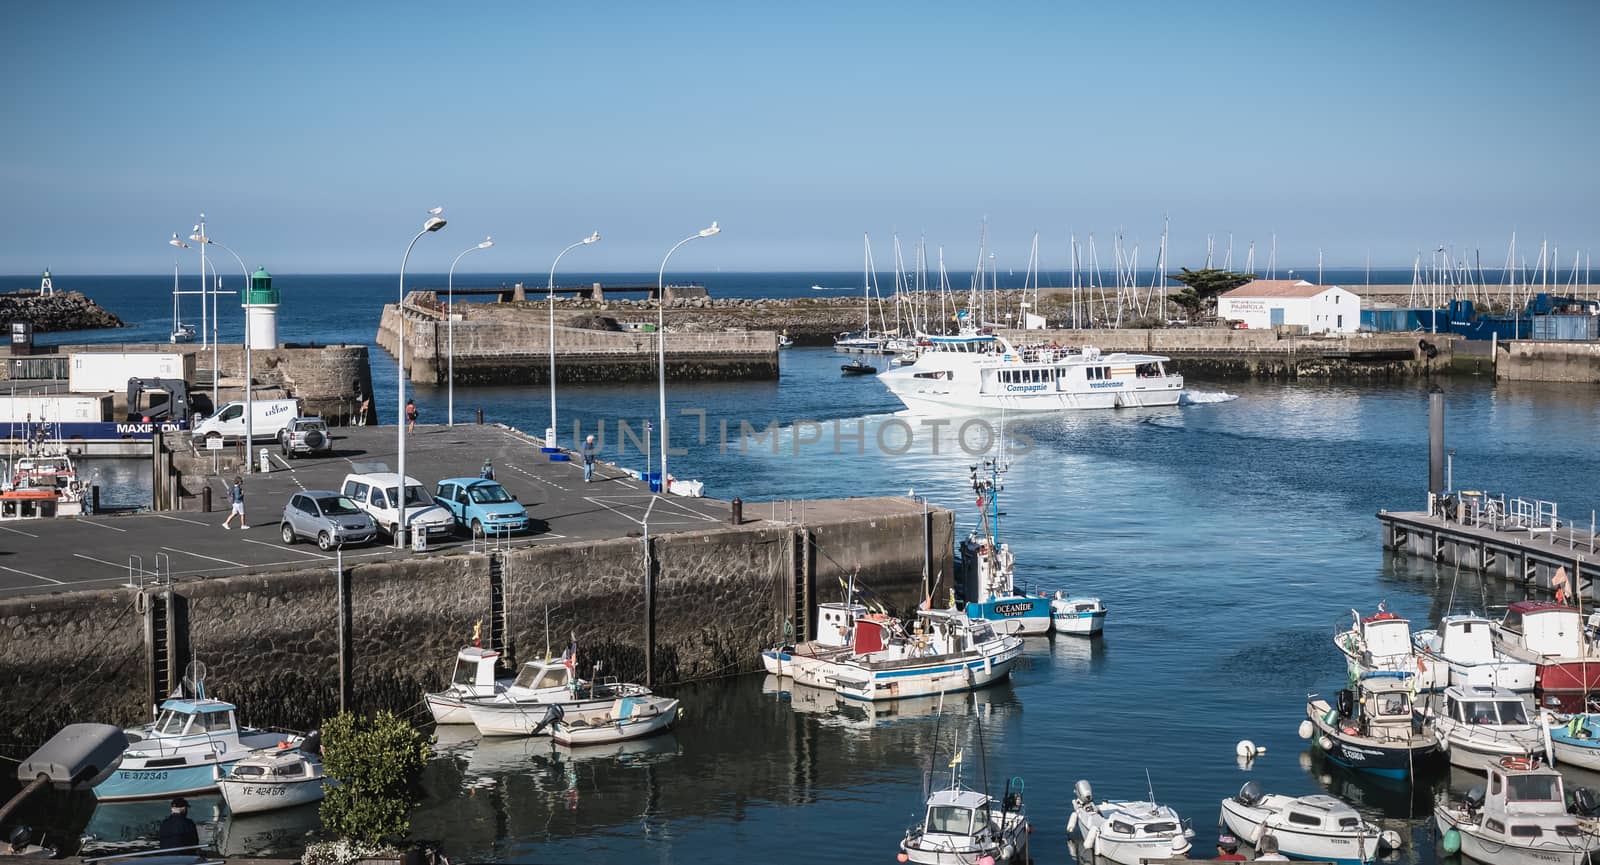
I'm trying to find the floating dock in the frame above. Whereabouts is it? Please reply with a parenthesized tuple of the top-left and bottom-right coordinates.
(1379, 502, 1598, 599)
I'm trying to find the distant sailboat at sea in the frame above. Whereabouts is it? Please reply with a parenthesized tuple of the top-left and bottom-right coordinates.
(170, 262, 196, 344)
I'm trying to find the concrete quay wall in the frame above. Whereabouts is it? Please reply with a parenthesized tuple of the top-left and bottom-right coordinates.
(0, 501, 950, 752)
(1497, 340, 1600, 384)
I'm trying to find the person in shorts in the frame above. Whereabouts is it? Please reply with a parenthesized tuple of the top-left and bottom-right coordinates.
(221, 476, 248, 530)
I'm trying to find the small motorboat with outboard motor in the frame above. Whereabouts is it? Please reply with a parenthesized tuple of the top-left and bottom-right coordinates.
(1067, 778, 1193, 864)
(1435, 755, 1600, 865)
(1220, 781, 1400, 864)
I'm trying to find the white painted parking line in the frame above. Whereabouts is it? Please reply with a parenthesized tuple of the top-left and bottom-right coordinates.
(0, 524, 40, 538)
(160, 546, 246, 568)
(153, 513, 211, 527)
(242, 538, 331, 560)
(0, 565, 63, 585)
(74, 553, 131, 570)
(76, 519, 128, 533)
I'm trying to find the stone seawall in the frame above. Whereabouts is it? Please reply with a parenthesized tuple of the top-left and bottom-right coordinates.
(0, 501, 951, 752)
(1498, 340, 1600, 384)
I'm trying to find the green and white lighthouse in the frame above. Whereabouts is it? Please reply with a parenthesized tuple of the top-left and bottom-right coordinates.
(243, 266, 279, 349)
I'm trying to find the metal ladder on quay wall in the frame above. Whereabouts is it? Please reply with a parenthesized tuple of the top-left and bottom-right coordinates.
(129, 554, 187, 711)
(487, 550, 513, 664)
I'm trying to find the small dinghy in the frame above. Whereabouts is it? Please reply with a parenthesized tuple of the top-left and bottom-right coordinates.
(1067, 779, 1192, 864)
(1220, 781, 1399, 864)
(1050, 593, 1106, 636)
(1435, 756, 1600, 865)
(1547, 713, 1600, 771)
(216, 740, 331, 815)
(899, 770, 1029, 864)
(1413, 613, 1537, 693)
(1335, 604, 1417, 679)
(1303, 671, 1441, 779)
(841, 358, 878, 376)
(1428, 684, 1545, 772)
(425, 644, 511, 724)
(550, 695, 681, 746)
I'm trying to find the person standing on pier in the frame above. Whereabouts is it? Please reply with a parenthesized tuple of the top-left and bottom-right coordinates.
(480, 458, 495, 480)
(581, 434, 598, 483)
(406, 398, 418, 432)
(221, 477, 248, 530)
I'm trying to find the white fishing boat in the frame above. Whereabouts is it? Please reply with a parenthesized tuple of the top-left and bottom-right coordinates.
(2, 449, 85, 519)
(957, 459, 1053, 636)
(827, 609, 1023, 702)
(1050, 594, 1107, 636)
(1492, 601, 1600, 696)
(1435, 756, 1600, 865)
(1428, 684, 1545, 772)
(878, 311, 1182, 413)
(425, 644, 512, 724)
(1334, 604, 1416, 679)
(778, 332, 795, 349)
(1219, 781, 1397, 864)
(1413, 613, 1538, 693)
(760, 601, 866, 678)
(550, 695, 681, 746)
(1067, 779, 1193, 864)
(215, 745, 330, 815)
(1302, 671, 1441, 779)
(466, 655, 652, 737)
(899, 762, 1029, 865)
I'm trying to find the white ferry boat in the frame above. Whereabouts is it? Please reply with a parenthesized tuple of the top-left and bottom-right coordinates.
(878, 315, 1182, 413)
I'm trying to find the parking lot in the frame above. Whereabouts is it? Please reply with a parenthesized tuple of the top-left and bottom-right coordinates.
(0, 424, 732, 596)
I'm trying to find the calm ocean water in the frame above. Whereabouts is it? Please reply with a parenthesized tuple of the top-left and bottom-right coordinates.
(22, 273, 1600, 863)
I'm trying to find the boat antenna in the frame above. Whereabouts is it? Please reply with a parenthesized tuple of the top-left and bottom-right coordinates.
(925, 691, 945, 800)
(1145, 767, 1155, 804)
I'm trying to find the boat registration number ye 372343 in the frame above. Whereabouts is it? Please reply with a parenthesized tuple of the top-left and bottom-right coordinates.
(118, 771, 170, 781)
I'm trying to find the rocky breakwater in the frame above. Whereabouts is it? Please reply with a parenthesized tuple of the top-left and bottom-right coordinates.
(0, 289, 124, 332)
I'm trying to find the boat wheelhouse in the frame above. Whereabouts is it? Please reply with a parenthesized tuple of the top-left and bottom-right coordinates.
(761, 601, 867, 679)
(1305, 671, 1440, 778)
(1428, 684, 1543, 772)
(1413, 613, 1537, 693)
(1434, 756, 1600, 865)
(900, 776, 1029, 865)
(878, 329, 1183, 413)
(1334, 606, 1415, 679)
(426, 645, 510, 724)
(1492, 601, 1600, 694)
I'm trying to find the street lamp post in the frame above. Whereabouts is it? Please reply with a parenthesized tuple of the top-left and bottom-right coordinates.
(655, 222, 720, 492)
(191, 234, 254, 470)
(396, 208, 448, 548)
(547, 231, 601, 447)
(447, 237, 494, 426)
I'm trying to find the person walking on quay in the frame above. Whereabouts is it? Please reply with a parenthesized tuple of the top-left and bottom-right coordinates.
(158, 797, 200, 850)
(221, 476, 248, 530)
(406, 398, 418, 432)
(581, 434, 598, 483)
(480, 458, 495, 480)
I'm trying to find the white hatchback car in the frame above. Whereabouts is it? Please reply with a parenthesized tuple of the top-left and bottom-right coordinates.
(340, 471, 456, 540)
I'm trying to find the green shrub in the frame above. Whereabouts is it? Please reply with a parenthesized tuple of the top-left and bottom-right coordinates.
(319, 710, 432, 844)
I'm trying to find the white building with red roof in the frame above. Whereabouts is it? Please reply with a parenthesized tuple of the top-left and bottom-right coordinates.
(1215, 279, 1359, 333)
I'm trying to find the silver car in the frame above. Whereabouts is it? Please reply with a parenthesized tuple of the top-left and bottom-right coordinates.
(280, 489, 377, 550)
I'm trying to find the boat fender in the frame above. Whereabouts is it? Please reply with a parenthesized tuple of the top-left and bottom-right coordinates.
(1441, 827, 1461, 854)
(1378, 829, 1402, 852)
(1318, 735, 1334, 751)
(1066, 812, 1078, 834)
(1082, 825, 1099, 853)
(1437, 734, 1449, 753)
(896, 855, 908, 863)
(1297, 720, 1314, 740)
(999, 843, 1013, 861)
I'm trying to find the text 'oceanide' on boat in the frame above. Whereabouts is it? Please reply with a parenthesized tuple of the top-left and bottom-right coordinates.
(1412, 613, 1537, 693)
(1334, 603, 1416, 680)
(426, 641, 511, 725)
(1427, 684, 1546, 773)
(1435, 755, 1600, 865)
(1219, 781, 1399, 864)
(827, 610, 1023, 702)
(1302, 671, 1441, 779)
(877, 310, 1182, 414)
(1492, 600, 1600, 696)
(1067, 778, 1193, 864)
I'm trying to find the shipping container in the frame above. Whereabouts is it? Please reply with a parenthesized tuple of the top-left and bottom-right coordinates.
(0, 394, 114, 423)
(1531, 314, 1600, 341)
(68, 352, 194, 393)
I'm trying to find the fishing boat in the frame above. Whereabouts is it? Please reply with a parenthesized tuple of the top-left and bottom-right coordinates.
(1547, 713, 1600, 771)
(95, 669, 295, 800)
(465, 655, 652, 737)
(425, 644, 512, 724)
(1413, 613, 1538, 693)
(778, 332, 795, 349)
(1219, 781, 1398, 864)
(1303, 671, 1441, 779)
(170, 262, 196, 344)
(877, 311, 1183, 413)
(215, 743, 330, 815)
(761, 600, 867, 678)
(899, 761, 1029, 865)
(549, 695, 681, 746)
(2, 450, 85, 519)
(1334, 604, 1416, 679)
(1067, 779, 1194, 864)
(1492, 601, 1600, 694)
(957, 459, 1053, 636)
(841, 358, 877, 376)
(1435, 756, 1600, 865)
(826, 609, 1023, 702)
(1050, 594, 1107, 636)
(1428, 684, 1545, 772)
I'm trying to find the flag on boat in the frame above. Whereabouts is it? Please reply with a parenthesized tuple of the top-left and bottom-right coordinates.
(948, 750, 963, 767)
(1554, 567, 1570, 604)
(560, 638, 577, 675)
(472, 620, 482, 648)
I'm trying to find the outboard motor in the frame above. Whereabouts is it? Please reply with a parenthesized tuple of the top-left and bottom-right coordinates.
(1073, 779, 1094, 805)
(1463, 785, 1485, 816)
(1237, 780, 1264, 807)
(7, 826, 33, 851)
(300, 729, 323, 759)
(1571, 787, 1600, 817)
(1336, 688, 1355, 719)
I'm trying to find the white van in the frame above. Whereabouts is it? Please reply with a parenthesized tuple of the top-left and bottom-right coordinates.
(340, 471, 456, 539)
(191, 399, 300, 442)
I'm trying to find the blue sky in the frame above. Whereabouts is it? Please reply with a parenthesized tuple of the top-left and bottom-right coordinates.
(1, 1, 1595, 274)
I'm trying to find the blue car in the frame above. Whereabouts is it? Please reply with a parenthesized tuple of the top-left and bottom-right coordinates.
(434, 477, 529, 536)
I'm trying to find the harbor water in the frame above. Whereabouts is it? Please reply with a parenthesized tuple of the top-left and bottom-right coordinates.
(30, 275, 1600, 862)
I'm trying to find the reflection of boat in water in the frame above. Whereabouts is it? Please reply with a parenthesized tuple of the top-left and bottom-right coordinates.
(212, 801, 321, 858)
(465, 730, 683, 781)
(79, 796, 222, 852)
(1049, 628, 1107, 673)
(765, 674, 1019, 729)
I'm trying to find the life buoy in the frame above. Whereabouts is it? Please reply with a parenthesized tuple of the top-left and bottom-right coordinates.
(1500, 755, 1535, 770)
